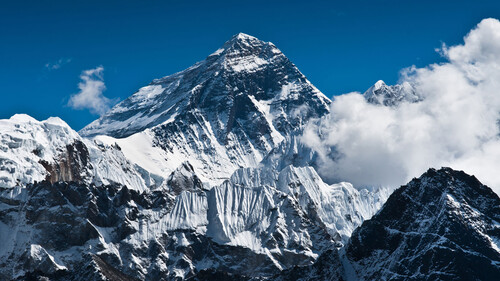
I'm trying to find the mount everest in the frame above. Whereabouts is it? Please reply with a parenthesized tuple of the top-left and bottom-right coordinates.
(0, 33, 498, 280)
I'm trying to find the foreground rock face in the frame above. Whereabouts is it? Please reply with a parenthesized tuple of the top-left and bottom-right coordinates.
(0, 165, 385, 280)
(347, 168, 500, 280)
(277, 168, 500, 281)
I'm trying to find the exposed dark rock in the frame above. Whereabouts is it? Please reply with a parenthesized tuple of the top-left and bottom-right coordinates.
(40, 140, 91, 184)
(167, 162, 203, 195)
(276, 168, 500, 281)
(346, 167, 500, 280)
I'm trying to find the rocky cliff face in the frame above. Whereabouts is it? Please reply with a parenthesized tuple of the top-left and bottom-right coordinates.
(0, 164, 386, 280)
(277, 168, 500, 281)
(346, 167, 500, 280)
(39, 140, 91, 184)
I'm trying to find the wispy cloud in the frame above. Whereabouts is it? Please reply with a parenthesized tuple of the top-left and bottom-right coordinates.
(67, 66, 118, 115)
(303, 18, 500, 194)
(45, 58, 72, 70)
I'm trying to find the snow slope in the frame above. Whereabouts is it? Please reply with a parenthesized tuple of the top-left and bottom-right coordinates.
(0, 114, 150, 192)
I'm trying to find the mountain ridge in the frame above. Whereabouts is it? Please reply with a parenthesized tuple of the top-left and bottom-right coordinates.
(276, 167, 500, 281)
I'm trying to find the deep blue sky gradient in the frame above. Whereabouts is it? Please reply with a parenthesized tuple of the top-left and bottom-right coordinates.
(1, 0, 499, 130)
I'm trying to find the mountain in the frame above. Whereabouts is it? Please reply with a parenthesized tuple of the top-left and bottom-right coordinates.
(80, 33, 330, 184)
(0, 34, 391, 280)
(2, 33, 497, 281)
(81, 33, 329, 139)
(277, 168, 500, 280)
(364, 80, 420, 106)
(0, 114, 149, 191)
(346, 167, 500, 280)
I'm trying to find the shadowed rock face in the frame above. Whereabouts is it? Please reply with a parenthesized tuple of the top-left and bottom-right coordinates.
(275, 168, 500, 281)
(1, 180, 177, 280)
(40, 140, 91, 184)
(80, 33, 330, 140)
(0, 171, 355, 280)
(346, 167, 500, 280)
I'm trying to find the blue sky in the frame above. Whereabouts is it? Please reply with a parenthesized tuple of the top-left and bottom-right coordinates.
(1, 0, 499, 130)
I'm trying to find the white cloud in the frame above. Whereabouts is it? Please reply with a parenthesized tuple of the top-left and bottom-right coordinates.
(67, 66, 117, 115)
(45, 58, 72, 70)
(303, 18, 500, 194)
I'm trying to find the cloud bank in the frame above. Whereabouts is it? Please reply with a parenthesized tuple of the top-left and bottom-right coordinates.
(303, 18, 500, 194)
(68, 66, 116, 115)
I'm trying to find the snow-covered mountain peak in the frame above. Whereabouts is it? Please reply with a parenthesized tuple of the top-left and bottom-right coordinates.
(364, 79, 421, 106)
(223, 32, 262, 48)
(5, 114, 73, 131)
(8, 113, 39, 123)
(218, 32, 277, 54)
(233, 32, 257, 40)
(80, 33, 330, 185)
(80, 33, 329, 138)
(213, 33, 284, 73)
(372, 79, 386, 90)
(0, 114, 151, 191)
(44, 116, 71, 127)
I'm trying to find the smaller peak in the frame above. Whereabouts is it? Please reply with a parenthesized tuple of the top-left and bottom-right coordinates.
(373, 80, 386, 89)
(167, 161, 203, 195)
(364, 80, 387, 96)
(364, 80, 387, 98)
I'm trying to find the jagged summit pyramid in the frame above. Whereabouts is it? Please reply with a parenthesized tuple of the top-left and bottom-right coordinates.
(80, 33, 331, 184)
(80, 33, 330, 139)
